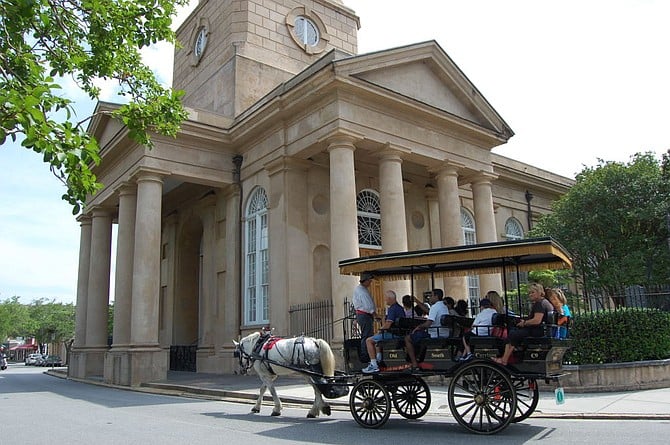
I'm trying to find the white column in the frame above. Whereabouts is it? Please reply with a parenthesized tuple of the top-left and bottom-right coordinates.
(111, 184, 137, 348)
(222, 185, 241, 357)
(425, 185, 441, 249)
(435, 164, 466, 299)
(328, 135, 360, 337)
(130, 171, 164, 347)
(379, 149, 410, 295)
(85, 208, 113, 349)
(379, 150, 409, 253)
(471, 172, 502, 293)
(74, 215, 92, 348)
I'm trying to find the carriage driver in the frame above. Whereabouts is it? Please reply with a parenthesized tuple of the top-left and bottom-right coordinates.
(353, 271, 377, 364)
(361, 290, 405, 374)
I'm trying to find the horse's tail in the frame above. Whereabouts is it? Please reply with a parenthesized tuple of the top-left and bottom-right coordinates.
(316, 339, 335, 377)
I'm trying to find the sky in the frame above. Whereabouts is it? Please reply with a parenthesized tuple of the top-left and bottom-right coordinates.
(1, 0, 668, 304)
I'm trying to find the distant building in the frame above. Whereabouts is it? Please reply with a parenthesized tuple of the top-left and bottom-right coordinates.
(69, 0, 572, 386)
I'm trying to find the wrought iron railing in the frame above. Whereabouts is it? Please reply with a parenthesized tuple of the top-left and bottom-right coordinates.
(288, 300, 334, 342)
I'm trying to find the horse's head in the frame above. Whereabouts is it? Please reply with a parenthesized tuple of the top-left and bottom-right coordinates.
(233, 332, 261, 375)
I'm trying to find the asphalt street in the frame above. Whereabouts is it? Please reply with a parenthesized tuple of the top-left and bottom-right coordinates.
(1, 365, 668, 445)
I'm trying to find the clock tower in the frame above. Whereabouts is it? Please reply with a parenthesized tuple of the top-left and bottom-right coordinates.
(173, 0, 360, 118)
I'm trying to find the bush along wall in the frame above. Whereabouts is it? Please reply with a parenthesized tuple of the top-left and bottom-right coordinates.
(565, 308, 670, 365)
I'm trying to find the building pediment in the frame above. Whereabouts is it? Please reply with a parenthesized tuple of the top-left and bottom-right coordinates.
(333, 41, 513, 140)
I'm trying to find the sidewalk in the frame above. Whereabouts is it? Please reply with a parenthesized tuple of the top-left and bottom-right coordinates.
(137, 371, 670, 420)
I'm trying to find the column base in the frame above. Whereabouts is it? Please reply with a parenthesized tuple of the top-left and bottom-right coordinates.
(104, 347, 131, 385)
(68, 347, 107, 379)
(128, 347, 168, 386)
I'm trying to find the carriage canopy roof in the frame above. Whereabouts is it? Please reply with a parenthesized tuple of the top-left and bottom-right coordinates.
(338, 237, 572, 281)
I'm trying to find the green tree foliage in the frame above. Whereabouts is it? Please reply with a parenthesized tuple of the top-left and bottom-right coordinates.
(0, 296, 32, 341)
(0, 298, 74, 349)
(566, 309, 670, 364)
(0, 0, 189, 213)
(531, 152, 670, 296)
(27, 299, 75, 346)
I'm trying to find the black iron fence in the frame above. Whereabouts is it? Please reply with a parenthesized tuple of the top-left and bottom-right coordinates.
(570, 284, 670, 315)
(288, 300, 334, 342)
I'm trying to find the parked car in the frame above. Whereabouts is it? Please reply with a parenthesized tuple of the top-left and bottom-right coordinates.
(41, 355, 62, 367)
(25, 353, 42, 366)
(34, 355, 48, 366)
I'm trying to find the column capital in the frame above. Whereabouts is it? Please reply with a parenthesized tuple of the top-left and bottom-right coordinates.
(430, 160, 466, 179)
(470, 171, 499, 186)
(378, 148, 404, 163)
(129, 167, 170, 184)
(116, 182, 138, 197)
(76, 214, 92, 225)
(89, 206, 114, 218)
(321, 129, 364, 152)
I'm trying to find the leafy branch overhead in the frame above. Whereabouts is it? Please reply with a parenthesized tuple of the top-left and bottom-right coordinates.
(0, 0, 189, 214)
(531, 151, 670, 295)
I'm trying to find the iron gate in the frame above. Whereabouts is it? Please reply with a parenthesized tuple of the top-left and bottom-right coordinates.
(169, 345, 197, 372)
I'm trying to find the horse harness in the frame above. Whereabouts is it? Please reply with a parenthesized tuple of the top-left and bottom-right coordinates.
(242, 334, 320, 376)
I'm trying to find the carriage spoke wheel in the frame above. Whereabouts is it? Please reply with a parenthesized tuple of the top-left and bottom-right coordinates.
(349, 379, 391, 429)
(448, 362, 517, 435)
(392, 377, 431, 419)
(511, 377, 539, 422)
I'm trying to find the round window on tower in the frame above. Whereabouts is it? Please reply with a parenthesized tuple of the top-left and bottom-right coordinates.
(189, 18, 210, 66)
(286, 7, 329, 55)
(294, 16, 319, 47)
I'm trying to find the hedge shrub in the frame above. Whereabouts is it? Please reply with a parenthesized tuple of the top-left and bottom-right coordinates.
(565, 308, 670, 365)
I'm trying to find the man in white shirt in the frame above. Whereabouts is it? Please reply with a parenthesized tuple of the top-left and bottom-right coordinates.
(403, 289, 451, 369)
(460, 298, 497, 361)
(352, 271, 376, 363)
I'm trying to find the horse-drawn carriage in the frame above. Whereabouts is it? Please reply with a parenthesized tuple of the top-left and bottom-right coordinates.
(236, 237, 573, 434)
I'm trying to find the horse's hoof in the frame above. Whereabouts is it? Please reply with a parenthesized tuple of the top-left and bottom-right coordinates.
(250, 408, 260, 414)
(271, 411, 281, 417)
(307, 413, 316, 419)
(322, 406, 331, 416)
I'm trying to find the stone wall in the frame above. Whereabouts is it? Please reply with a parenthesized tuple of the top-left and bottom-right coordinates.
(544, 359, 670, 393)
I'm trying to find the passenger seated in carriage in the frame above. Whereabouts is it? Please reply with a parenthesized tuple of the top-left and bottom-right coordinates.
(361, 290, 406, 374)
(454, 299, 469, 317)
(546, 288, 571, 338)
(404, 289, 453, 369)
(402, 294, 429, 318)
(494, 283, 553, 366)
(459, 298, 498, 361)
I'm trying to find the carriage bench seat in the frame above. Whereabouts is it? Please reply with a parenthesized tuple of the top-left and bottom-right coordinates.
(467, 335, 506, 359)
(415, 337, 463, 370)
(513, 337, 572, 376)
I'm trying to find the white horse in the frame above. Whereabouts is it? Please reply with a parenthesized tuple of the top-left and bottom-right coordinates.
(233, 332, 336, 418)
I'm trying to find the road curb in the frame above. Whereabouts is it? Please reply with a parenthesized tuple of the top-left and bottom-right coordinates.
(44, 371, 670, 420)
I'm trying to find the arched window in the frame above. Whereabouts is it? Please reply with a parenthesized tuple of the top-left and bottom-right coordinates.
(461, 208, 479, 312)
(461, 208, 476, 245)
(504, 217, 526, 290)
(245, 187, 269, 324)
(357, 190, 381, 249)
(505, 217, 524, 240)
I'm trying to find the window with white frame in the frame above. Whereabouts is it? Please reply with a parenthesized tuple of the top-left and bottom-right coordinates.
(245, 187, 269, 324)
(504, 217, 526, 291)
(461, 208, 479, 312)
(357, 190, 382, 249)
(505, 217, 524, 240)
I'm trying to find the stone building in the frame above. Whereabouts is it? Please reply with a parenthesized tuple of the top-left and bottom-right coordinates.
(69, 0, 573, 386)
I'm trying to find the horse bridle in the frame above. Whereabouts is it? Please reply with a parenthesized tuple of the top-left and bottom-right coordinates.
(234, 342, 254, 375)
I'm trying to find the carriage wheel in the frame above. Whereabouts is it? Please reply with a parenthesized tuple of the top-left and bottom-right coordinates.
(448, 362, 517, 435)
(511, 377, 539, 422)
(349, 379, 391, 429)
(392, 377, 431, 419)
